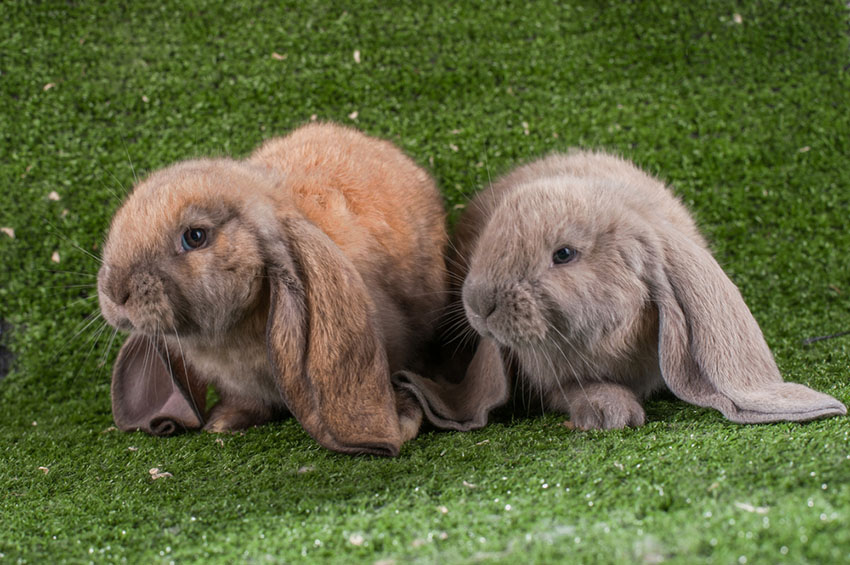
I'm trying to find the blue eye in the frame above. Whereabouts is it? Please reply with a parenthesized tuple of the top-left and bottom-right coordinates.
(552, 246, 577, 265)
(181, 228, 207, 251)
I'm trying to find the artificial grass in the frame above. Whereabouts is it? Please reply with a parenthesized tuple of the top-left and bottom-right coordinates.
(1, 0, 849, 562)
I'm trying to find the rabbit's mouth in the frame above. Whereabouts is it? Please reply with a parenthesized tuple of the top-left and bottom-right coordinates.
(97, 289, 133, 332)
(104, 308, 135, 333)
(108, 306, 178, 337)
(466, 309, 547, 352)
(98, 286, 181, 336)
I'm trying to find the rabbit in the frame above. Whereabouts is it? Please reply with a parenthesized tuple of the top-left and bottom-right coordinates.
(97, 122, 448, 456)
(394, 150, 846, 431)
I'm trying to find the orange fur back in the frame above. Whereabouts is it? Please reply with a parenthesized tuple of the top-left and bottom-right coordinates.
(250, 123, 448, 358)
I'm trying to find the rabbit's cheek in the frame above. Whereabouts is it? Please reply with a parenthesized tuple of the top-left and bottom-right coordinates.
(188, 268, 265, 335)
(235, 267, 266, 310)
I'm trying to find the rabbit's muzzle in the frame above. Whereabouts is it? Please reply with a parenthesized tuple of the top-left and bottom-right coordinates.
(99, 265, 176, 334)
(463, 277, 548, 347)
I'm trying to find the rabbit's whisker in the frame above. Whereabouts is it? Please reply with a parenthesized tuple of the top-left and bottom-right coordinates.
(452, 326, 479, 359)
(46, 220, 103, 266)
(534, 342, 565, 415)
(120, 135, 139, 185)
(36, 268, 98, 278)
(173, 327, 205, 422)
(506, 347, 531, 415)
(410, 288, 462, 299)
(44, 308, 99, 367)
(160, 330, 179, 408)
(43, 295, 100, 319)
(97, 174, 128, 205)
(537, 346, 568, 417)
(440, 316, 475, 346)
(547, 323, 603, 423)
(97, 161, 131, 199)
(437, 303, 470, 326)
(80, 320, 110, 371)
(63, 317, 110, 384)
(43, 283, 97, 291)
(146, 325, 161, 402)
(443, 241, 471, 275)
(65, 310, 106, 347)
(437, 308, 470, 333)
(483, 152, 494, 191)
(100, 326, 120, 368)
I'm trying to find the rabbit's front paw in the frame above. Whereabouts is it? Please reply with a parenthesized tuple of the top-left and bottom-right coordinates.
(568, 382, 645, 430)
(204, 401, 273, 433)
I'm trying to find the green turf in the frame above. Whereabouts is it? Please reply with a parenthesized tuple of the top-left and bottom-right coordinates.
(2, 0, 849, 562)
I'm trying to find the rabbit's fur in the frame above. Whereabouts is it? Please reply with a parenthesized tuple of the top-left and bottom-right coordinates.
(395, 150, 845, 430)
(98, 123, 448, 455)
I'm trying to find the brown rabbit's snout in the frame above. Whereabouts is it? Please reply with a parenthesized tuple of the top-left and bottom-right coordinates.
(463, 276, 548, 346)
(101, 266, 132, 306)
(98, 263, 176, 334)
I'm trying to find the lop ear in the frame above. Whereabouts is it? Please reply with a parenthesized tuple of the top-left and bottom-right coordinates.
(393, 337, 510, 431)
(265, 217, 403, 456)
(651, 230, 846, 423)
(111, 333, 208, 435)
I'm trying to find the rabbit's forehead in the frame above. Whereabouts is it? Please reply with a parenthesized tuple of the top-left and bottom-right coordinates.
(104, 179, 239, 264)
(491, 183, 594, 242)
(470, 191, 557, 275)
(122, 181, 213, 227)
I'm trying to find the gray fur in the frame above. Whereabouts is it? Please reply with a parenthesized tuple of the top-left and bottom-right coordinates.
(399, 150, 846, 430)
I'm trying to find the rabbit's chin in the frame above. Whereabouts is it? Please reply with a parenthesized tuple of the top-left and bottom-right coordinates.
(101, 299, 178, 336)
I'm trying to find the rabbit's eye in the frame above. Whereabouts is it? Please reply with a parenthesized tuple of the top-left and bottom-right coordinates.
(181, 228, 207, 251)
(552, 246, 577, 265)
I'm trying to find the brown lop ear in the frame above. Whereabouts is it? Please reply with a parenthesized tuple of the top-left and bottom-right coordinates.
(393, 337, 510, 431)
(111, 334, 208, 435)
(651, 231, 846, 423)
(265, 217, 403, 456)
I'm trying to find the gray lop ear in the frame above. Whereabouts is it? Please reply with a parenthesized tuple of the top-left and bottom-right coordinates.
(265, 217, 403, 456)
(651, 230, 846, 423)
(393, 337, 510, 431)
(111, 334, 208, 435)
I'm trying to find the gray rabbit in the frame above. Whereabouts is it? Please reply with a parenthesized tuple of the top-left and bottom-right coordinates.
(396, 150, 846, 430)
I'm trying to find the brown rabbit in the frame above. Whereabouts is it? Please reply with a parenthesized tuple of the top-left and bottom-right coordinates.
(98, 123, 448, 456)
(395, 150, 846, 431)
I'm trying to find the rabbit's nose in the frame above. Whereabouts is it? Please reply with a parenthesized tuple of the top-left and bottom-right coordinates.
(102, 268, 131, 306)
(114, 286, 131, 306)
(463, 279, 498, 320)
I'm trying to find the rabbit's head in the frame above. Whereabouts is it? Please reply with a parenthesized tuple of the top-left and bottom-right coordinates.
(462, 176, 655, 363)
(98, 159, 278, 338)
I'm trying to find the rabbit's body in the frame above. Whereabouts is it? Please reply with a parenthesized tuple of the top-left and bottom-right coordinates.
(454, 151, 680, 428)
(401, 149, 845, 431)
(99, 123, 447, 455)
(249, 125, 447, 371)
